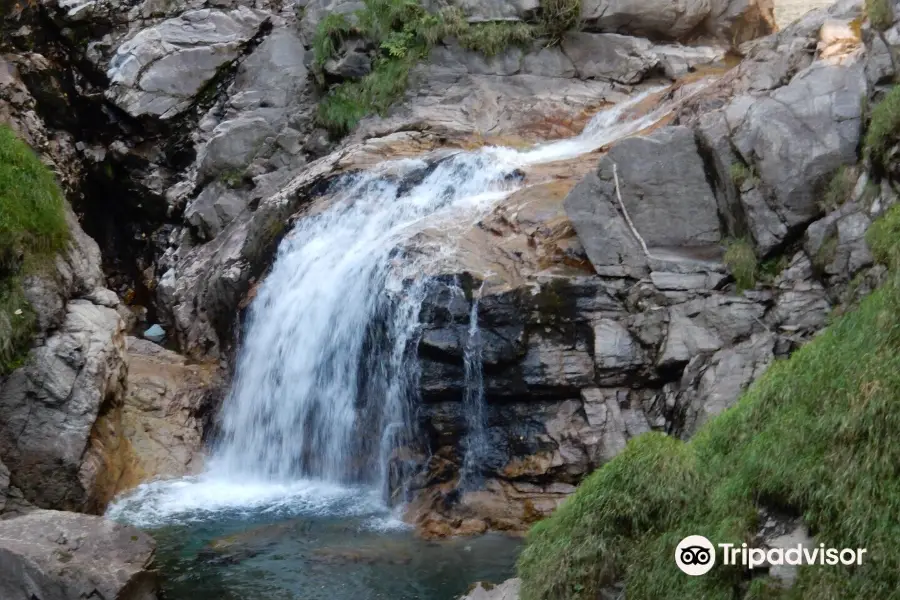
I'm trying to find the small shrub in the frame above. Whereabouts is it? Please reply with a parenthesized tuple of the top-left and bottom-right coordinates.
(866, 0, 894, 31)
(758, 254, 790, 285)
(820, 165, 857, 213)
(724, 238, 758, 290)
(540, 0, 580, 41)
(864, 85, 900, 169)
(458, 21, 536, 57)
(0, 276, 36, 374)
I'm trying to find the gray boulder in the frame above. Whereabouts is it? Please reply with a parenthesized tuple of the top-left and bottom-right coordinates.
(731, 61, 865, 231)
(0, 510, 158, 600)
(581, 0, 713, 39)
(0, 301, 127, 512)
(561, 32, 659, 84)
(184, 181, 250, 240)
(563, 172, 650, 277)
(676, 332, 775, 435)
(105, 7, 270, 118)
(601, 126, 722, 249)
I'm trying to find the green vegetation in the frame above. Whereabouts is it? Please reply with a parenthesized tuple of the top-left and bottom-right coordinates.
(519, 204, 900, 600)
(313, 0, 581, 136)
(864, 85, 900, 170)
(820, 165, 857, 213)
(813, 231, 839, 272)
(866, 0, 894, 31)
(0, 125, 69, 373)
(729, 162, 756, 188)
(866, 199, 900, 265)
(539, 0, 581, 41)
(458, 21, 536, 57)
(724, 237, 758, 291)
(758, 254, 790, 285)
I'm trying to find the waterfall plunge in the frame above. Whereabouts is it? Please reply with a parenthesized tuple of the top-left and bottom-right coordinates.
(107, 88, 676, 526)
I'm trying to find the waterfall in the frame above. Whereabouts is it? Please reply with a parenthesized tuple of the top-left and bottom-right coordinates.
(107, 86, 683, 525)
(459, 282, 487, 490)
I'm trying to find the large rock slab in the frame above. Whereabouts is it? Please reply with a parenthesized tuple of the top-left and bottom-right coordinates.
(581, 0, 713, 39)
(0, 510, 158, 600)
(0, 301, 127, 512)
(105, 7, 270, 118)
(561, 33, 659, 84)
(565, 125, 721, 277)
(729, 60, 865, 235)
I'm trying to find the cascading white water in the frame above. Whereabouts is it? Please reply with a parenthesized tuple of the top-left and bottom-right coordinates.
(107, 86, 681, 526)
(459, 282, 487, 490)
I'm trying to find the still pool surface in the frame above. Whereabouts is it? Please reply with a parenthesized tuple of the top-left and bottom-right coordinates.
(108, 477, 520, 600)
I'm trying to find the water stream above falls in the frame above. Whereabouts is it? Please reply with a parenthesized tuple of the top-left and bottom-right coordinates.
(107, 87, 681, 599)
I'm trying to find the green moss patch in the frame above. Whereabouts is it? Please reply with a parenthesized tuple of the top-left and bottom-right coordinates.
(518, 205, 900, 599)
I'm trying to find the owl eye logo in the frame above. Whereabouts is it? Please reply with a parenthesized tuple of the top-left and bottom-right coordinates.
(675, 535, 716, 575)
(680, 546, 712, 565)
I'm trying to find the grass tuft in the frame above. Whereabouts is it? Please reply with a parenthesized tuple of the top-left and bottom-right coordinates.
(458, 21, 536, 56)
(867, 202, 900, 266)
(317, 56, 417, 136)
(0, 125, 69, 374)
(519, 203, 900, 599)
(729, 162, 756, 188)
(864, 85, 900, 170)
(819, 165, 857, 213)
(724, 238, 758, 291)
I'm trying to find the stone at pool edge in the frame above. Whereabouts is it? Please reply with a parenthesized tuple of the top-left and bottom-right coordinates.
(460, 578, 521, 600)
(0, 509, 159, 600)
(143, 324, 166, 344)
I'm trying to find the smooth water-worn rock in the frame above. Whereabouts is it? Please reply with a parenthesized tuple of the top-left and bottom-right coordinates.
(0, 510, 158, 600)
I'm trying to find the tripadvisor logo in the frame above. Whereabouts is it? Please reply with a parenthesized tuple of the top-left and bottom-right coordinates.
(675, 535, 868, 576)
(675, 535, 716, 576)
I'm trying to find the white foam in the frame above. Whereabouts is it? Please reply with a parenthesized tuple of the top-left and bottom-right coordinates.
(107, 476, 386, 528)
